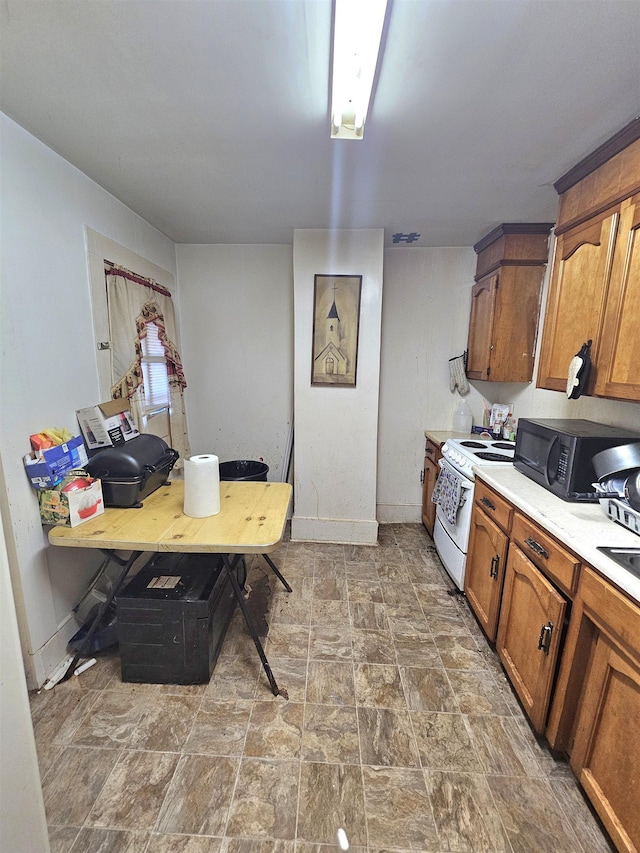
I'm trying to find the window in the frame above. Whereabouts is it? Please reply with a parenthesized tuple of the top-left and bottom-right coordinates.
(140, 321, 170, 415)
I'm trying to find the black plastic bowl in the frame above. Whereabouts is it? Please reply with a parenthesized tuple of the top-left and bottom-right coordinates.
(219, 460, 269, 482)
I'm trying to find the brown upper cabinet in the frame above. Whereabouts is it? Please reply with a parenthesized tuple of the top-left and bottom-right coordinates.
(537, 118, 640, 401)
(466, 223, 553, 383)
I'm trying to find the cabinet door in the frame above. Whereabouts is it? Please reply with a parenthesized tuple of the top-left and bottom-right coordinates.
(496, 544, 567, 733)
(421, 456, 438, 535)
(537, 211, 618, 393)
(570, 633, 640, 853)
(489, 265, 545, 382)
(511, 513, 580, 598)
(594, 194, 640, 401)
(465, 506, 509, 642)
(421, 440, 440, 536)
(466, 273, 497, 380)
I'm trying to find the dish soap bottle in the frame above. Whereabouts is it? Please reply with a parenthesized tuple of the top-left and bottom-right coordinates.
(453, 400, 473, 434)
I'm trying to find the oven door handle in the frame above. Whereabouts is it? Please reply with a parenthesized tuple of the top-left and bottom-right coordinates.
(438, 458, 474, 489)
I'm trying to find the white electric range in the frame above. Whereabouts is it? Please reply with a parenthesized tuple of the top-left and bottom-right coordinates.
(433, 438, 515, 590)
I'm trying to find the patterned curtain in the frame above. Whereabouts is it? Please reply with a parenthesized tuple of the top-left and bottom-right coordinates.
(105, 264, 190, 467)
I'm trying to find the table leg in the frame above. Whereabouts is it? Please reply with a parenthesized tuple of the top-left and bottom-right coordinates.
(60, 549, 143, 683)
(222, 553, 288, 699)
(262, 553, 292, 592)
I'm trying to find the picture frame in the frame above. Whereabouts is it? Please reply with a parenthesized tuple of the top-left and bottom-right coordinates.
(311, 274, 362, 387)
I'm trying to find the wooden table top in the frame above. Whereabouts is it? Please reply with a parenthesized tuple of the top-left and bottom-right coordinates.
(48, 481, 292, 554)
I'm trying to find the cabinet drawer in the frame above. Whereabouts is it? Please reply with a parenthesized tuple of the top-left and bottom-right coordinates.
(474, 481, 513, 534)
(512, 513, 580, 596)
(579, 566, 640, 659)
(424, 438, 440, 461)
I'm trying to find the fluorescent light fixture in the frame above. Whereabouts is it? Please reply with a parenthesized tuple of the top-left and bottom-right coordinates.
(330, 0, 388, 140)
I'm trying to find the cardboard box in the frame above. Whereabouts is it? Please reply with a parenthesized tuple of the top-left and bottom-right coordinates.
(38, 478, 104, 527)
(76, 399, 139, 451)
(23, 435, 89, 489)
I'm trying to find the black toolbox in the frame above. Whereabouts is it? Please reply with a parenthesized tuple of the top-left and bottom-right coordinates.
(86, 434, 178, 507)
(117, 552, 245, 684)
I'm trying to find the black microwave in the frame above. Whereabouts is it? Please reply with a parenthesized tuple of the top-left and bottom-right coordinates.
(514, 418, 640, 502)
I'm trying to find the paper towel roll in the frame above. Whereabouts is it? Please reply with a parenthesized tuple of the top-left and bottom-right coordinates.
(183, 454, 221, 517)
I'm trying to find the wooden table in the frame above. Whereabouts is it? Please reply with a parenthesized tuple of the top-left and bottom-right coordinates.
(49, 480, 293, 696)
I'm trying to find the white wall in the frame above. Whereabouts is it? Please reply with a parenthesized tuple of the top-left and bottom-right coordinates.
(292, 230, 384, 545)
(0, 114, 177, 687)
(175, 244, 294, 482)
(0, 497, 50, 853)
(377, 247, 479, 522)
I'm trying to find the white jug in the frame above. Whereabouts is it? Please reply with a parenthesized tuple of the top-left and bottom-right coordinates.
(453, 400, 473, 434)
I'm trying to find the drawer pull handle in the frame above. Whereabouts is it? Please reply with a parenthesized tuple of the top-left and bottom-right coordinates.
(525, 536, 549, 559)
(538, 621, 554, 655)
(481, 496, 496, 511)
(490, 554, 500, 578)
(425, 447, 434, 456)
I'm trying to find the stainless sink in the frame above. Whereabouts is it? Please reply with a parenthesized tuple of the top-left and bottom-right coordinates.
(597, 547, 640, 579)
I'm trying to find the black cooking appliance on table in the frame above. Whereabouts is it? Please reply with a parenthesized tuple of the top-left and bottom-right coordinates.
(513, 418, 640, 502)
(86, 433, 178, 507)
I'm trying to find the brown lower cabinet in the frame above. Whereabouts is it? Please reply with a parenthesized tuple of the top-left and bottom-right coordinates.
(548, 567, 640, 853)
(467, 499, 573, 733)
(464, 481, 512, 641)
(496, 543, 567, 734)
(421, 437, 441, 536)
(466, 479, 639, 851)
(572, 634, 640, 852)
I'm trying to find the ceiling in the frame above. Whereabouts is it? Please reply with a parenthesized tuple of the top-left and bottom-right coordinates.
(1, 0, 639, 247)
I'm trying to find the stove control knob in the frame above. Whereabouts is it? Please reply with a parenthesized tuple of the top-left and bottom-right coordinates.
(442, 443, 449, 454)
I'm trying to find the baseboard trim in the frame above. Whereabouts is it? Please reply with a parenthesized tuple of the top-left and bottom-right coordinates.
(376, 503, 422, 524)
(291, 516, 378, 545)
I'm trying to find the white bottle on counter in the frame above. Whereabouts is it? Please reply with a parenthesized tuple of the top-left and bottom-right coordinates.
(452, 400, 473, 434)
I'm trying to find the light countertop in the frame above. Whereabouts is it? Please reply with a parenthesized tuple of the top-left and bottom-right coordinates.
(474, 466, 640, 605)
(49, 481, 292, 554)
(424, 429, 472, 445)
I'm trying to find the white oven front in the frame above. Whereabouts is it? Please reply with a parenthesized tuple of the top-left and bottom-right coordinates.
(433, 458, 475, 591)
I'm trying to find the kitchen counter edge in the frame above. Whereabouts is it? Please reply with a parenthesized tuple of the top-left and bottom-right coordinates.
(424, 430, 472, 445)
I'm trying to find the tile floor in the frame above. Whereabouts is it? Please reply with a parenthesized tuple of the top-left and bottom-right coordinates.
(31, 523, 615, 853)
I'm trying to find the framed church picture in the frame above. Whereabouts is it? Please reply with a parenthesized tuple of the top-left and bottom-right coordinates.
(311, 274, 362, 386)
